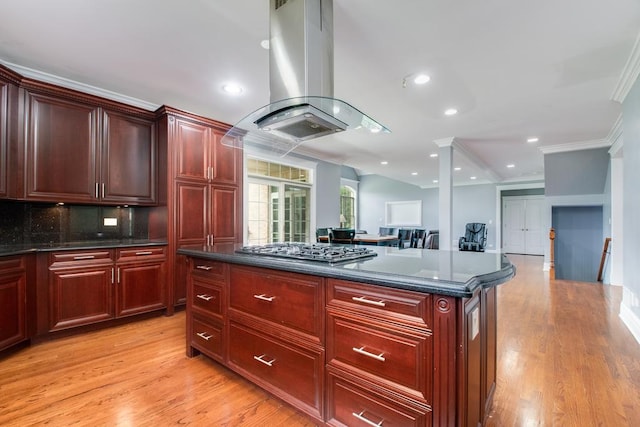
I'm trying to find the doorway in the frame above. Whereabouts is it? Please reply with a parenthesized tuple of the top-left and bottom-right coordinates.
(552, 205, 603, 282)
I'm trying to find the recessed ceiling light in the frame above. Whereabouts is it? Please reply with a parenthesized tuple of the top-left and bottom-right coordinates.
(454, 167, 461, 171)
(470, 176, 477, 180)
(507, 164, 515, 168)
(444, 108, 458, 116)
(414, 74, 430, 85)
(433, 179, 439, 183)
(411, 172, 418, 176)
(222, 83, 243, 95)
(429, 153, 438, 158)
(260, 39, 270, 49)
(380, 161, 388, 165)
(527, 137, 539, 143)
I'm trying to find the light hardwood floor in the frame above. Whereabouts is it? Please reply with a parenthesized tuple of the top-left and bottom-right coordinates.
(1, 254, 639, 426)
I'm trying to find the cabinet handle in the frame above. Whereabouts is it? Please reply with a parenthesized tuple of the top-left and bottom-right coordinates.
(101, 183, 105, 199)
(196, 294, 214, 301)
(111, 268, 114, 284)
(253, 354, 275, 367)
(253, 294, 275, 302)
(352, 296, 386, 307)
(196, 331, 213, 341)
(117, 267, 120, 283)
(196, 265, 213, 271)
(73, 255, 95, 260)
(352, 346, 386, 362)
(135, 251, 153, 256)
(352, 410, 384, 426)
(95, 182, 99, 198)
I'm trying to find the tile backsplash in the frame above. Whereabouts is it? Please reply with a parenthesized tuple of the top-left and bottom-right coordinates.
(0, 201, 151, 245)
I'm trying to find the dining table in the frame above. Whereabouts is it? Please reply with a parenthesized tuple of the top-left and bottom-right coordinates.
(317, 233, 399, 246)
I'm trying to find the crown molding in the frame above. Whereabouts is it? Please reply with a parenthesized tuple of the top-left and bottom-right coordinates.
(607, 114, 624, 157)
(611, 31, 640, 103)
(538, 139, 610, 155)
(451, 139, 502, 183)
(0, 59, 159, 111)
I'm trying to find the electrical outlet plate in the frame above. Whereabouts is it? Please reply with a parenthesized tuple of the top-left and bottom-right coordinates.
(103, 217, 117, 227)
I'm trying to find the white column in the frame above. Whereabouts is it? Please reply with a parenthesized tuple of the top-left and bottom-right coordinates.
(434, 137, 455, 250)
(610, 142, 623, 286)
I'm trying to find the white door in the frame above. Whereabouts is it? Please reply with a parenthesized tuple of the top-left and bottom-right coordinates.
(503, 196, 545, 255)
(523, 198, 545, 255)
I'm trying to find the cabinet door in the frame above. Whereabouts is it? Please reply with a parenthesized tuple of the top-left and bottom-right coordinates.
(0, 258, 26, 351)
(26, 93, 99, 202)
(101, 110, 157, 205)
(116, 261, 166, 317)
(49, 266, 114, 331)
(209, 184, 240, 244)
(210, 127, 240, 185)
(0, 81, 8, 197)
(175, 119, 209, 181)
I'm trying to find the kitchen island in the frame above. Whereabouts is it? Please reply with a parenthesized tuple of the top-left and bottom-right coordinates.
(178, 243, 515, 426)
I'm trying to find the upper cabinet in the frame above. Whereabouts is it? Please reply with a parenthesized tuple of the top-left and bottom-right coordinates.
(174, 117, 239, 185)
(0, 66, 20, 199)
(20, 79, 157, 205)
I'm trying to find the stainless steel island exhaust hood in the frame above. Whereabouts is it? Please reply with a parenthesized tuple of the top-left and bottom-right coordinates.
(222, 0, 389, 156)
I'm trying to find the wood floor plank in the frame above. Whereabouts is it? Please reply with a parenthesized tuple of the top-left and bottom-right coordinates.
(1, 254, 639, 426)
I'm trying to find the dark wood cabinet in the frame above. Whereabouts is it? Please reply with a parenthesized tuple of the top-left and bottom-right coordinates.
(46, 246, 166, 333)
(101, 110, 156, 205)
(154, 109, 242, 309)
(0, 256, 28, 352)
(0, 66, 21, 199)
(115, 247, 166, 317)
(23, 88, 157, 205)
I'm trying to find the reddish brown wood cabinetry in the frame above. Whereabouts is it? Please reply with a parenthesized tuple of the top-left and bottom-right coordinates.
(185, 257, 500, 426)
(155, 109, 242, 308)
(23, 88, 156, 205)
(45, 246, 166, 333)
(0, 67, 21, 199)
(0, 256, 28, 352)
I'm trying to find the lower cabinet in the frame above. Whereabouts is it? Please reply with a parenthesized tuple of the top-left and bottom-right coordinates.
(185, 258, 490, 426)
(47, 246, 166, 332)
(0, 256, 28, 352)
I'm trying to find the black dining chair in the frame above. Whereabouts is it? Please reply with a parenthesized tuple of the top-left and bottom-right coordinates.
(411, 229, 427, 248)
(425, 230, 439, 249)
(397, 229, 413, 249)
(378, 227, 396, 236)
(316, 227, 331, 242)
(329, 229, 355, 244)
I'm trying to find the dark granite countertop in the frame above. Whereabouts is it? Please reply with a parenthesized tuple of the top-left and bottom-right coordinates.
(0, 239, 168, 257)
(178, 243, 516, 298)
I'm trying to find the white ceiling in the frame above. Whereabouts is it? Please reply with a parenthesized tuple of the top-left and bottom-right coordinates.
(1, 0, 638, 188)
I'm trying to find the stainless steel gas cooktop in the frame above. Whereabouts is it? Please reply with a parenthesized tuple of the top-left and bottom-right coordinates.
(236, 242, 377, 263)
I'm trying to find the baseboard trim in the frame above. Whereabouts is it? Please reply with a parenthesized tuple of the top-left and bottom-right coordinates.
(620, 302, 640, 345)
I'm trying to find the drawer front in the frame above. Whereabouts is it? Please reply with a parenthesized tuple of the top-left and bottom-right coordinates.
(327, 311, 432, 403)
(50, 250, 113, 268)
(191, 316, 223, 361)
(117, 246, 166, 262)
(327, 372, 431, 427)
(328, 279, 431, 328)
(191, 278, 223, 320)
(228, 322, 323, 414)
(191, 258, 226, 281)
(229, 266, 322, 337)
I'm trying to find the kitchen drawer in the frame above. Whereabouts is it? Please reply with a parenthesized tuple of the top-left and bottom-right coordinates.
(116, 246, 166, 262)
(229, 266, 323, 338)
(191, 277, 224, 321)
(327, 310, 432, 403)
(49, 250, 113, 268)
(190, 315, 223, 362)
(326, 372, 432, 427)
(190, 258, 226, 282)
(228, 322, 323, 417)
(327, 279, 432, 328)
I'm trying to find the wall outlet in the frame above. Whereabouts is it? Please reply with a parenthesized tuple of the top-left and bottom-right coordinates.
(103, 217, 118, 227)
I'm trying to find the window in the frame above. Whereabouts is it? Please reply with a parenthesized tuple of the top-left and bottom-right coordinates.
(246, 158, 312, 244)
(340, 184, 356, 229)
